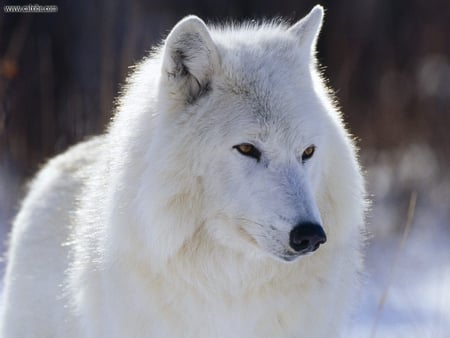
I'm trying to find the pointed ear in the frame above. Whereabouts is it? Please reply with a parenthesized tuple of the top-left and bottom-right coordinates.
(288, 5, 324, 55)
(161, 16, 219, 104)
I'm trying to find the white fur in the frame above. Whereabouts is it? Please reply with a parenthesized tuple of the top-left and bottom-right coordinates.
(1, 5, 366, 338)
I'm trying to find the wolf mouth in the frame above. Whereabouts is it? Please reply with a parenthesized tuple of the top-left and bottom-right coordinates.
(277, 252, 303, 262)
(278, 249, 316, 262)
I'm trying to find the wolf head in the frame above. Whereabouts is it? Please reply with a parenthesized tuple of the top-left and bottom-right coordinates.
(127, 6, 361, 264)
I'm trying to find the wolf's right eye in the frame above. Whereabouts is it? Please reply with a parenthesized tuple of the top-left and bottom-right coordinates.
(233, 143, 261, 162)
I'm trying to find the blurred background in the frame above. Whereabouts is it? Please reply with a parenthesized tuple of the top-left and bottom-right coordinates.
(0, 0, 449, 337)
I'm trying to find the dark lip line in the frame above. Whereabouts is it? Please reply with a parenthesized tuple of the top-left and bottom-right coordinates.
(278, 253, 301, 262)
(278, 249, 314, 261)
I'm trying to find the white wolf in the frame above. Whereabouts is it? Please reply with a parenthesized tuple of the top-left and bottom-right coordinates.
(1, 5, 366, 338)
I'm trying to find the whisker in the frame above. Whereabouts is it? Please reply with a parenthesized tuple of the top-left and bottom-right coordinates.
(233, 217, 265, 228)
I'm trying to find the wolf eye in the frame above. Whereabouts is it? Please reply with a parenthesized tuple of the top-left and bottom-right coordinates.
(301, 145, 315, 162)
(233, 143, 261, 162)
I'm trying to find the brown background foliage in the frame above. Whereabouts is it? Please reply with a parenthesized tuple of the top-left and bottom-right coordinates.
(1, 0, 449, 192)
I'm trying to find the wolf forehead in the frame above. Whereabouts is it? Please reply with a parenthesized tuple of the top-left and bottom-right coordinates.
(211, 29, 315, 99)
(209, 32, 324, 137)
(157, 8, 326, 135)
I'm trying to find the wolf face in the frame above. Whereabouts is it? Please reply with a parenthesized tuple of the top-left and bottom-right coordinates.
(151, 6, 333, 262)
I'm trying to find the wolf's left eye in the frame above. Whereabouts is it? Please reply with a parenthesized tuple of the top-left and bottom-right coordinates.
(233, 143, 261, 162)
(302, 145, 315, 162)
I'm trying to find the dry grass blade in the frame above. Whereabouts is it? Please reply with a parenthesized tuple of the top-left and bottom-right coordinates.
(369, 191, 417, 338)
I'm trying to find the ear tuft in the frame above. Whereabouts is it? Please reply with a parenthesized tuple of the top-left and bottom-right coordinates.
(162, 16, 219, 104)
(288, 5, 324, 55)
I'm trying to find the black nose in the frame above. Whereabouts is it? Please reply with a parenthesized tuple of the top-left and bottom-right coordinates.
(289, 222, 327, 253)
